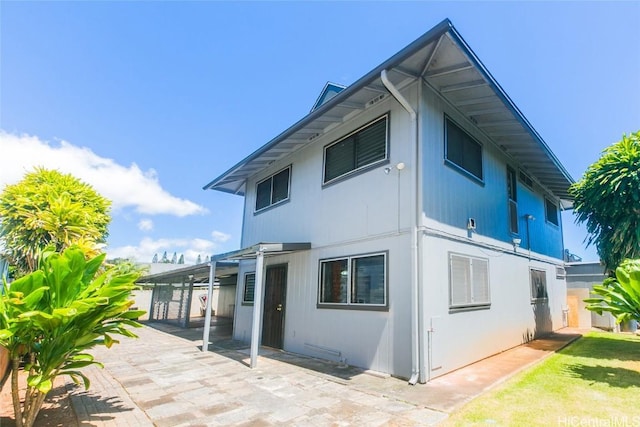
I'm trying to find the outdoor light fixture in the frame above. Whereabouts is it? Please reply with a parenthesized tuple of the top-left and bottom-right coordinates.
(385, 162, 406, 174)
(512, 238, 521, 252)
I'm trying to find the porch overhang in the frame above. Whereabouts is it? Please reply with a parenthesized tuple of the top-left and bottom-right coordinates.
(137, 261, 238, 285)
(212, 242, 312, 262)
(202, 242, 311, 368)
(203, 18, 574, 207)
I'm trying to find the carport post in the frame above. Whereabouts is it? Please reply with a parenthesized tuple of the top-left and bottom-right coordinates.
(250, 248, 265, 368)
(202, 259, 216, 352)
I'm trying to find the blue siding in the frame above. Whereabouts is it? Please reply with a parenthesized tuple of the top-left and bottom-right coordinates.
(420, 83, 563, 259)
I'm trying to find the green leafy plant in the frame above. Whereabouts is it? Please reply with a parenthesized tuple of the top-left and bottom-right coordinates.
(570, 131, 640, 273)
(0, 246, 145, 427)
(0, 167, 111, 276)
(585, 258, 640, 324)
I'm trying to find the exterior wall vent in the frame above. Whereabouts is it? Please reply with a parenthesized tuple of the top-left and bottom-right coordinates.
(366, 93, 386, 108)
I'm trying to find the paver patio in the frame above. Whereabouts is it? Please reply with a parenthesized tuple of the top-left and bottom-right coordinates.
(63, 320, 581, 426)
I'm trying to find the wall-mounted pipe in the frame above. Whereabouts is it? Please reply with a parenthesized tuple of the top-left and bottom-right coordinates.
(381, 70, 423, 385)
(525, 214, 535, 260)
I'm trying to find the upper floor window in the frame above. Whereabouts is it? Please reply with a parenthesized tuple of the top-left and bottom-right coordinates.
(545, 197, 559, 226)
(318, 252, 387, 309)
(323, 115, 388, 184)
(445, 117, 483, 182)
(255, 166, 291, 212)
(519, 170, 534, 190)
(507, 167, 518, 234)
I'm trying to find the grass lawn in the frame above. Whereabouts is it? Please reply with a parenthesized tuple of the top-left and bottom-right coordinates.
(444, 331, 640, 426)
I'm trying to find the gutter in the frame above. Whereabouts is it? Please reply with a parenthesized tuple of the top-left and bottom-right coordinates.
(381, 70, 423, 385)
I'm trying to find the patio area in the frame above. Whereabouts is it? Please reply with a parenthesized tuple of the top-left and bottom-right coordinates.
(54, 320, 582, 426)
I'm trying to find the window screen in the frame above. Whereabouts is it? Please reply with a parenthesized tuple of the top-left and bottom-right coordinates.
(445, 118, 483, 181)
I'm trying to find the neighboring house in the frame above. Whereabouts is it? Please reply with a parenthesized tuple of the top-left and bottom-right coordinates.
(565, 262, 617, 331)
(203, 19, 573, 383)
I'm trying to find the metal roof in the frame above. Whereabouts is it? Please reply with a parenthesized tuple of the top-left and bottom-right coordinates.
(203, 19, 574, 204)
(212, 242, 312, 261)
(137, 243, 311, 284)
(137, 261, 238, 284)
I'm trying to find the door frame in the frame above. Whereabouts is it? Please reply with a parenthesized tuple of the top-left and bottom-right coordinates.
(261, 264, 288, 349)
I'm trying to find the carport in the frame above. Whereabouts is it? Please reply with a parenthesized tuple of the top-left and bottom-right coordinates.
(137, 261, 238, 328)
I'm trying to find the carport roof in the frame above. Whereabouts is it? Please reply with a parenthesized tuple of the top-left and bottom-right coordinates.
(203, 18, 574, 206)
(137, 243, 311, 286)
(137, 261, 238, 284)
(212, 242, 312, 261)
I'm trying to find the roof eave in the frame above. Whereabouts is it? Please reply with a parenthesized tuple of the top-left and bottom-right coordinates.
(202, 19, 453, 193)
(445, 26, 575, 187)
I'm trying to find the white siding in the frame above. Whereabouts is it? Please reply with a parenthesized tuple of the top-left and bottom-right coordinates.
(232, 234, 413, 377)
(230, 78, 569, 380)
(420, 223, 567, 378)
(240, 88, 417, 248)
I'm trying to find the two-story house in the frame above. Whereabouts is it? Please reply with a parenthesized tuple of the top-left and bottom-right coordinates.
(203, 19, 573, 383)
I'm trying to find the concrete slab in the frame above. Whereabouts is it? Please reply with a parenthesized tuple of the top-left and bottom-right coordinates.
(65, 320, 582, 426)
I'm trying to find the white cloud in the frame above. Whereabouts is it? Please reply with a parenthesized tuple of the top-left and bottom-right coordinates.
(211, 230, 231, 243)
(107, 236, 220, 264)
(0, 131, 207, 217)
(138, 219, 154, 231)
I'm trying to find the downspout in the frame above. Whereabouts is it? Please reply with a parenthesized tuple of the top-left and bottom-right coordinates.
(381, 70, 422, 385)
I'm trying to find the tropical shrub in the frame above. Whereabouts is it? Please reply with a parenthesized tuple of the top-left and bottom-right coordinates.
(0, 168, 111, 276)
(585, 258, 640, 324)
(570, 131, 640, 273)
(0, 246, 145, 427)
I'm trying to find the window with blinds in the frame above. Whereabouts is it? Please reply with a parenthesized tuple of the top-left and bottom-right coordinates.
(449, 253, 490, 309)
(243, 273, 256, 304)
(255, 166, 291, 212)
(323, 115, 388, 184)
(445, 117, 483, 181)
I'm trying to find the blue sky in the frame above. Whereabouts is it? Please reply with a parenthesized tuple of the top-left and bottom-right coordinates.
(1, 1, 638, 264)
